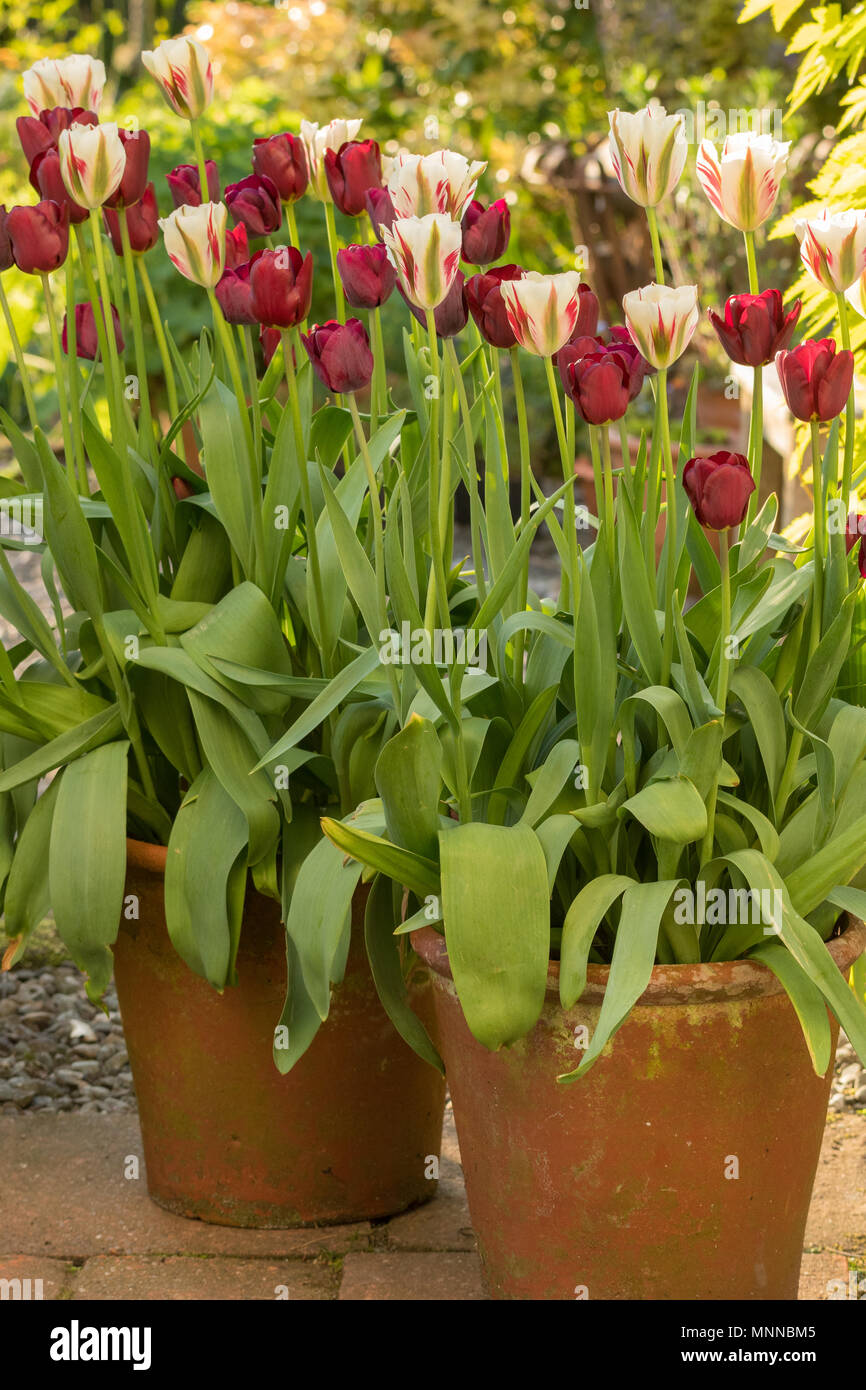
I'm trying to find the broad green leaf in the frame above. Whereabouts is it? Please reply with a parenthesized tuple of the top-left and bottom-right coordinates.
(285, 829, 362, 1019)
(375, 715, 443, 861)
(748, 940, 833, 1075)
(364, 875, 444, 1073)
(0, 706, 123, 793)
(560, 874, 635, 1009)
(321, 815, 440, 898)
(620, 775, 708, 844)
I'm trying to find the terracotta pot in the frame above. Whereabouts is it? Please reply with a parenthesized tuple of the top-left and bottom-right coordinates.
(113, 838, 446, 1227)
(412, 917, 866, 1300)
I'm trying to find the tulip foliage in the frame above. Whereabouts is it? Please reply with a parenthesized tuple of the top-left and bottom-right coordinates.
(0, 45, 865, 1082)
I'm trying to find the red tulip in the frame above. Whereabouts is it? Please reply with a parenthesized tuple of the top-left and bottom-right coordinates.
(166, 161, 220, 209)
(172, 475, 195, 501)
(252, 133, 309, 203)
(559, 342, 643, 424)
(30, 149, 88, 224)
(551, 284, 601, 365)
(400, 271, 469, 339)
(104, 128, 151, 209)
(845, 513, 866, 555)
(682, 451, 755, 531)
(337, 242, 395, 309)
(324, 139, 383, 217)
(6, 200, 69, 274)
(607, 325, 654, 383)
(0, 207, 13, 273)
(461, 197, 511, 265)
(365, 187, 396, 241)
(302, 318, 374, 394)
(260, 324, 281, 367)
(62, 300, 124, 359)
(103, 183, 159, 255)
(16, 106, 97, 167)
(225, 173, 281, 238)
(215, 263, 256, 325)
(249, 246, 313, 328)
(465, 264, 525, 348)
(709, 289, 801, 368)
(776, 339, 854, 423)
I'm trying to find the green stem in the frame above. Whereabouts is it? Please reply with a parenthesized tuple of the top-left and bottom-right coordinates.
(242, 324, 262, 466)
(658, 368, 677, 684)
(118, 207, 154, 459)
(744, 363, 763, 533)
(347, 393, 400, 708)
(39, 274, 76, 480)
(190, 120, 211, 206)
(646, 205, 665, 284)
(285, 201, 300, 247)
(73, 222, 118, 438)
(283, 328, 328, 670)
(809, 416, 825, 657)
(837, 291, 855, 507)
(0, 278, 38, 429)
(511, 345, 532, 681)
(63, 255, 88, 493)
(743, 230, 759, 295)
(700, 530, 731, 867)
(371, 304, 386, 436)
(445, 339, 486, 606)
(323, 201, 346, 323)
(544, 353, 582, 748)
(423, 308, 449, 634)
(600, 427, 617, 572)
(137, 256, 179, 421)
(88, 210, 127, 443)
(207, 289, 263, 576)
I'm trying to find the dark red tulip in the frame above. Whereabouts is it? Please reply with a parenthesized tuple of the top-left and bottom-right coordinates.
(559, 342, 644, 424)
(465, 264, 524, 348)
(776, 339, 854, 423)
(215, 263, 256, 325)
(225, 173, 281, 238)
(104, 128, 151, 209)
(30, 149, 88, 224)
(461, 197, 511, 265)
(172, 475, 195, 501)
(17, 106, 97, 167)
(551, 284, 601, 366)
(302, 318, 374, 394)
(6, 200, 69, 274)
(401, 271, 469, 339)
(260, 324, 281, 367)
(249, 246, 313, 328)
(224, 223, 249, 272)
(103, 183, 159, 255)
(682, 451, 755, 531)
(166, 161, 220, 209)
(709, 289, 801, 368)
(337, 242, 396, 309)
(62, 300, 124, 359)
(365, 186, 396, 240)
(0, 207, 13, 273)
(845, 514, 866, 555)
(607, 324, 654, 385)
(324, 139, 383, 217)
(252, 133, 309, 203)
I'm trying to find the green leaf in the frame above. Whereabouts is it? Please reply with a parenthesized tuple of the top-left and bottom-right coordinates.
(560, 874, 635, 1009)
(34, 431, 103, 619)
(321, 814, 440, 899)
(730, 666, 786, 802)
(187, 689, 280, 866)
(0, 706, 123, 794)
(285, 830, 362, 1019)
(364, 875, 444, 1073)
(374, 715, 443, 861)
(255, 645, 382, 769)
(2, 778, 60, 961)
(748, 939, 833, 1075)
(619, 775, 708, 844)
(618, 484, 663, 684)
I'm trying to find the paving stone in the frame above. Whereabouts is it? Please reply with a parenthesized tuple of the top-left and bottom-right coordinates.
(0, 1254, 73, 1300)
(386, 1156, 475, 1251)
(798, 1250, 850, 1300)
(71, 1255, 334, 1301)
(339, 1252, 486, 1300)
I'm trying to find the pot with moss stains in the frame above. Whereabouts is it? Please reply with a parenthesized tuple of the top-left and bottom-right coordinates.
(112, 838, 446, 1228)
(412, 917, 865, 1300)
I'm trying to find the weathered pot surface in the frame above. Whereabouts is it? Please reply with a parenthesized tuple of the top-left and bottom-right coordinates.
(113, 838, 446, 1228)
(412, 917, 866, 1300)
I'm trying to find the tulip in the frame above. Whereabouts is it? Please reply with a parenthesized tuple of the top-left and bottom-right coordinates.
(260, 323, 281, 367)
(0, 208, 13, 273)
(6, 200, 69, 274)
(337, 243, 396, 308)
(461, 197, 510, 265)
(215, 263, 256, 325)
(366, 187, 396, 240)
(776, 339, 854, 423)
(795, 208, 866, 294)
(607, 324, 654, 378)
(682, 452, 755, 531)
(465, 265, 525, 348)
(17, 106, 97, 168)
(551, 283, 600, 364)
(30, 150, 88, 224)
(708, 289, 801, 368)
(249, 245, 313, 327)
(252, 133, 309, 203)
(57, 122, 126, 210)
(104, 129, 151, 209)
(845, 513, 866, 555)
(167, 161, 220, 209)
(62, 300, 124, 359)
(302, 318, 374, 394)
(158, 201, 227, 289)
(23, 55, 105, 115)
(300, 118, 363, 200)
(142, 37, 213, 120)
(382, 213, 462, 312)
(224, 223, 250, 272)
(225, 174, 282, 238)
(103, 183, 159, 255)
(559, 341, 646, 424)
(387, 149, 486, 219)
(401, 271, 469, 338)
(499, 270, 584, 357)
(172, 475, 195, 501)
(608, 106, 687, 208)
(324, 139, 383, 217)
(696, 133, 789, 233)
(622, 282, 699, 369)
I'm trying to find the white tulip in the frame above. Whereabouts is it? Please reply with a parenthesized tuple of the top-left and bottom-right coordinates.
(623, 283, 699, 369)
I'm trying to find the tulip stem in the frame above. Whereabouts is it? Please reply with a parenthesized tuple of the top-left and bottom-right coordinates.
(136, 257, 180, 422)
(646, 206, 665, 284)
(658, 367, 677, 684)
(446, 338, 486, 609)
(285, 202, 300, 248)
(423, 308, 449, 635)
(743, 230, 759, 296)
(118, 208, 154, 461)
(39, 275, 77, 485)
(809, 416, 826, 653)
(88, 211, 128, 446)
(283, 328, 328, 672)
(599, 427, 617, 573)
(510, 345, 532, 681)
(323, 201, 346, 324)
(836, 292, 855, 507)
(371, 305, 387, 435)
(744, 364, 763, 532)
(700, 528, 731, 866)
(62, 256, 88, 494)
(0, 279, 38, 431)
(347, 393, 399, 707)
(190, 120, 211, 208)
(73, 223, 120, 441)
(207, 290, 264, 578)
(544, 353, 583, 754)
(242, 325, 262, 465)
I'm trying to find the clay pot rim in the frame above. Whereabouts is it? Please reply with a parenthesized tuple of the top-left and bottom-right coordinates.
(411, 915, 866, 1006)
(126, 835, 168, 877)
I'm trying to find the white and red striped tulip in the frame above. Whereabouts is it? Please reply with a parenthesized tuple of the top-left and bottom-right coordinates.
(142, 37, 213, 120)
(695, 133, 789, 232)
(23, 55, 106, 115)
(381, 213, 462, 311)
(499, 270, 584, 357)
(159, 201, 227, 288)
(57, 122, 126, 210)
(387, 150, 486, 220)
(300, 118, 363, 200)
(608, 106, 687, 208)
(623, 283, 699, 369)
(795, 208, 866, 294)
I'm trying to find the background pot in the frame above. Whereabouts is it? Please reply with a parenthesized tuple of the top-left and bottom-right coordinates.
(413, 917, 866, 1300)
(113, 838, 446, 1228)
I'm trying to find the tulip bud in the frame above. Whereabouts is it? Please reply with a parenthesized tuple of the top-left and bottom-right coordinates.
(23, 55, 105, 115)
(249, 245, 314, 327)
(103, 184, 160, 255)
(260, 323, 281, 367)
(225, 173, 282, 238)
(499, 270, 584, 357)
(400, 271, 469, 338)
(387, 150, 487, 219)
(366, 187, 396, 241)
(62, 300, 124, 359)
(166, 161, 220, 209)
(104, 129, 151, 209)
(795, 208, 866, 294)
(158, 201, 227, 289)
(142, 37, 214, 120)
(0, 208, 12, 273)
(17, 106, 97, 168)
(696, 133, 789, 232)
(622, 282, 699, 369)
(845, 513, 866, 555)
(300, 119, 364, 200)
(252, 133, 309, 203)
(215, 264, 256, 325)
(465, 265, 525, 348)
(224, 223, 250, 272)
(58, 122, 126, 210)
(337, 243, 396, 309)
(172, 475, 195, 501)
(302, 318, 374, 394)
(608, 106, 687, 208)
(382, 213, 462, 312)
(6, 200, 69, 274)
(708, 289, 801, 368)
(775, 339, 854, 423)
(461, 197, 510, 266)
(30, 149, 89, 224)
(324, 139, 383, 217)
(682, 452, 755, 531)
(559, 341, 645, 424)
